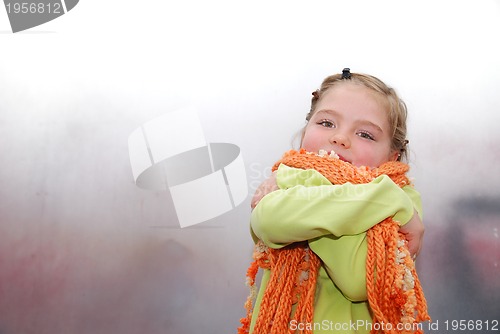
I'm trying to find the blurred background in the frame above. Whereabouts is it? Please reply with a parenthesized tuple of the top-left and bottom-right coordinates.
(0, 0, 499, 333)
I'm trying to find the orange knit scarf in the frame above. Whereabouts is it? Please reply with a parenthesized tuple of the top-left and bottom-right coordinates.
(239, 149, 430, 334)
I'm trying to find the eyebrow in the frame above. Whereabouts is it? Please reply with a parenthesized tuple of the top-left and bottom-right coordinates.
(315, 109, 384, 134)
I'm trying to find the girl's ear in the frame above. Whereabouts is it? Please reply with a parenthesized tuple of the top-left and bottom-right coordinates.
(390, 150, 400, 161)
(299, 124, 308, 148)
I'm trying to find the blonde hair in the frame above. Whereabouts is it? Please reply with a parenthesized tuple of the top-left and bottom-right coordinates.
(303, 71, 409, 162)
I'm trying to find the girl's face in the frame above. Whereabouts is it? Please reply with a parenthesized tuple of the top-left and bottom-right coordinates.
(302, 82, 398, 168)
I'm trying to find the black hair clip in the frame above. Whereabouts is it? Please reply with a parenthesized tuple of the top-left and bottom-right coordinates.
(342, 68, 351, 79)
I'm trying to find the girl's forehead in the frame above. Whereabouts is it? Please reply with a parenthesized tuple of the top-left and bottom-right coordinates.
(317, 83, 389, 116)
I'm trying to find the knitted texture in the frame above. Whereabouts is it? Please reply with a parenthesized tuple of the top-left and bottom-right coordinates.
(239, 149, 430, 334)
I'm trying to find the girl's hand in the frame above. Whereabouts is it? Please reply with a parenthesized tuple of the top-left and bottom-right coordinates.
(399, 210, 425, 259)
(251, 172, 278, 209)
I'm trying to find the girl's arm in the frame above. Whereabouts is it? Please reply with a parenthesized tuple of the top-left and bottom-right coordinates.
(251, 165, 419, 249)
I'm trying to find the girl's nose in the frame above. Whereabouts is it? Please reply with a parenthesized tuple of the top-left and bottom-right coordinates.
(330, 133, 351, 148)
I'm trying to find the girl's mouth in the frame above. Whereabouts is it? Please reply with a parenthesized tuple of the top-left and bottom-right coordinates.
(318, 149, 351, 163)
(337, 154, 350, 163)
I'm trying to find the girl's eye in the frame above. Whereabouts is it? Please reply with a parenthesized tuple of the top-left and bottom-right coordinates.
(318, 120, 335, 128)
(357, 131, 375, 140)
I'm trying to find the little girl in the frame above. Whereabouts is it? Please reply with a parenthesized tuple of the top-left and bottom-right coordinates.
(239, 69, 429, 334)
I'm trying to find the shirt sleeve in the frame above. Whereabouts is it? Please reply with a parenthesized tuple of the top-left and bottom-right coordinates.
(250, 164, 418, 249)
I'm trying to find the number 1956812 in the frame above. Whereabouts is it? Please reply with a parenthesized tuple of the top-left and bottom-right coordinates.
(5, 2, 62, 14)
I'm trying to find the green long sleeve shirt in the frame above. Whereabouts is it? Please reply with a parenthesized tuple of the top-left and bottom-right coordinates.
(249, 164, 422, 333)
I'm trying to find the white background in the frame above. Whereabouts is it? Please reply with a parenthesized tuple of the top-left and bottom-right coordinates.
(1, 1, 499, 333)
